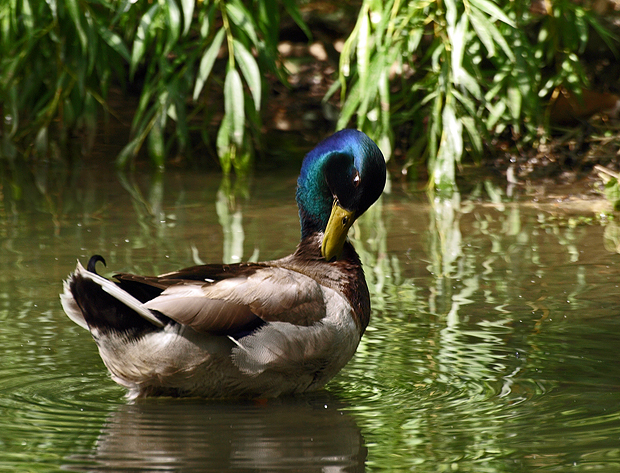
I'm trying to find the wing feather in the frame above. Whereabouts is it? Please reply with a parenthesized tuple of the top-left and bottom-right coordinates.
(139, 267, 327, 334)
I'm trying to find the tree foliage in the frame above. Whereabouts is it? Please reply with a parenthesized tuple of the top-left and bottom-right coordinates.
(336, 0, 617, 191)
(1, 0, 617, 189)
(0, 0, 306, 173)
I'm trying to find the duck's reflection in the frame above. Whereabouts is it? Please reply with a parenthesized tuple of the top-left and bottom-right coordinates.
(69, 393, 366, 472)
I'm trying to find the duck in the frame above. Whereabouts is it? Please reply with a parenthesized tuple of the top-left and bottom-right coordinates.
(60, 129, 386, 399)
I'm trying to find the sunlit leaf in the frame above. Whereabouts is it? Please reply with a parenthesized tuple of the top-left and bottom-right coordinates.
(507, 85, 521, 121)
(357, 7, 370, 86)
(443, 101, 463, 161)
(226, 0, 259, 47)
(444, 0, 457, 28)
(233, 39, 261, 111)
(604, 178, 620, 211)
(179, 0, 194, 36)
(449, 15, 468, 86)
(224, 67, 244, 147)
(165, 0, 181, 53)
(452, 89, 476, 116)
(486, 20, 515, 61)
(469, 6, 495, 57)
(357, 53, 384, 127)
(574, 9, 588, 53)
(130, 3, 160, 78)
(96, 21, 131, 62)
(193, 28, 225, 100)
(434, 108, 462, 190)
(21, 0, 34, 33)
(469, 0, 515, 27)
(486, 100, 506, 129)
(457, 69, 482, 100)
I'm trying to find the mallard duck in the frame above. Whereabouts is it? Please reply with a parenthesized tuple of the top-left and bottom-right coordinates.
(60, 129, 386, 399)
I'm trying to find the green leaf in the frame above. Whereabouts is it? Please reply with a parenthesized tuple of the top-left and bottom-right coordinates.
(452, 89, 477, 116)
(116, 134, 142, 169)
(130, 3, 160, 78)
(147, 115, 165, 168)
(193, 28, 225, 100)
(482, 11, 516, 61)
(443, 101, 463, 161)
(226, 0, 259, 47)
(444, 0, 458, 28)
(357, 8, 370, 87)
(457, 69, 482, 100)
(486, 100, 506, 129)
(573, 9, 588, 53)
(584, 11, 619, 56)
(233, 39, 261, 111)
(507, 85, 521, 121)
(165, 0, 181, 53)
(65, 0, 87, 51)
(468, 0, 515, 27)
(357, 53, 384, 126)
(461, 116, 483, 155)
(469, 6, 495, 57)
(604, 178, 620, 211)
(448, 15, 468, 85)
(337, 79, 362, 129)
(180, 0, 194, 36)
(224, 67, 245, 147)
(216, 114, 232, 174)
(21, 0, 34, 33)
(281, 0, 312, 41)
(96, 21, 131, 62)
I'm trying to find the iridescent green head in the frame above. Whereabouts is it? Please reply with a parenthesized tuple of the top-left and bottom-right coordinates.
(296, 129, 386, 261)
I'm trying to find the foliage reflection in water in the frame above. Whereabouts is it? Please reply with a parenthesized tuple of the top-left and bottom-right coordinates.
(1, 161, 620, 472)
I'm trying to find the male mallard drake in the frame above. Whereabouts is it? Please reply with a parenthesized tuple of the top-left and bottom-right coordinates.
(60, 129, 386, 399)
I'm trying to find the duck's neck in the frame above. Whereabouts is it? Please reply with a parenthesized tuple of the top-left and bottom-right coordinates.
(274, 234, 371, 334)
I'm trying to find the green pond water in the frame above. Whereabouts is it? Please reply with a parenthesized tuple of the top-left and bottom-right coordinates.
(1, 158, 620, 472)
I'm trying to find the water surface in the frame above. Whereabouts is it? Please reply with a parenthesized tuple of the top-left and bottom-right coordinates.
(1, 159, 619, 472)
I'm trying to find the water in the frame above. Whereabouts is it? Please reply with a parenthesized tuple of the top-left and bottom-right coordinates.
(1, 158, 620, 472)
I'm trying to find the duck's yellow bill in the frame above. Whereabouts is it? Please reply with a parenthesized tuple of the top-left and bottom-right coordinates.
(321, 202, 356, 262)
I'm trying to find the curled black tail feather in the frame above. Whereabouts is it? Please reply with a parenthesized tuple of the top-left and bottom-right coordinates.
(87, 255, 107, 274)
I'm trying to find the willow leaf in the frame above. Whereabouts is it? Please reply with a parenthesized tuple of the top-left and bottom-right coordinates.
(281, 0, 311, 41)
(65, 0, 87, 51)
(233, 39, 261, 111)
(180, 0, 194, 36)
(469, 6, 495, 57)
(96, 21, 131, 61)
(131, 3, 160, 77)
(226, 0, 259, 47)
(469, 0, 515, 27)
(166, 0, 181, 53)
(224, 67, 245, 147)
(193, 28, 225, 100)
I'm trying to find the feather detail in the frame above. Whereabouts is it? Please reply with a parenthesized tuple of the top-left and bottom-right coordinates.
(142, 267, 327, 333)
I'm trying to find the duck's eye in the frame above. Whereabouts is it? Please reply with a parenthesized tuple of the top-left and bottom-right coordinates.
(352, 172, 360, 187)
(342, 216, 348, 226)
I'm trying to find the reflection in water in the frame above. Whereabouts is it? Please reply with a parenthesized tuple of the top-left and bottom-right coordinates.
(2, 162, 620, 471)
(67, 395, 366, 472)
